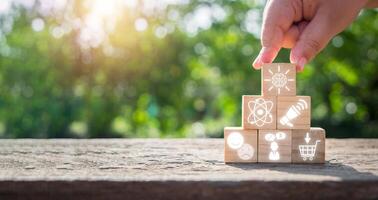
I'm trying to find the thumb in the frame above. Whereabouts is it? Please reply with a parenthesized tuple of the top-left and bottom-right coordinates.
(290, 15, 333, 71)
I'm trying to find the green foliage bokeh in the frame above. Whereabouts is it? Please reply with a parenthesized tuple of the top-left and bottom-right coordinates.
(0, 0, 377, 138)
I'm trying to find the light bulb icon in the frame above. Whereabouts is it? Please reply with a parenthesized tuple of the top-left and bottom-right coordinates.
(280, 99, 308, 127)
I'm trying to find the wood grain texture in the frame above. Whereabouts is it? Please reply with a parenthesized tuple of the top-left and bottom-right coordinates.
(261, 63, 296, 96)
(292, 128, 325, 163)
(277, 96, 311, 129)
(0, 139, 377, 200)
(224, 127, 257, 163)
(242, 95, 276, 130)
(258, 130, 292, 163)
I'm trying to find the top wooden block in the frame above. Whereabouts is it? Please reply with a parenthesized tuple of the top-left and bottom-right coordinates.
(262, 63, 296, 96)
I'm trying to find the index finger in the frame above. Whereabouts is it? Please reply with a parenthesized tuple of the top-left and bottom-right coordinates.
(253, 0, 301, 69)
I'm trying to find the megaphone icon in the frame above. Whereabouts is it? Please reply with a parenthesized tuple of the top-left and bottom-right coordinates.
(280, 99, 308, 127)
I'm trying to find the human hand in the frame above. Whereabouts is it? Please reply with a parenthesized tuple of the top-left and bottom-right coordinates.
(252, 0, 369, 71)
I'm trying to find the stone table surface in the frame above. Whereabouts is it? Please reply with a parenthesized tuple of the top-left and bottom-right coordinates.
(0, 139, 377, 200)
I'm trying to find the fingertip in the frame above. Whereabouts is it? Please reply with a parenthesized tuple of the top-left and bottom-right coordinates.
(252, 63, 261, 70)
(296, 57, 307, 72)
(290, 46, 300, 64)
(252, 62, 261, 70)
(259, 47, 276, 63)
(290, 48, 306, 72)
(296, 65, 304, 72)
(253, 46, 281, 70)
(252, 55, 262, 69)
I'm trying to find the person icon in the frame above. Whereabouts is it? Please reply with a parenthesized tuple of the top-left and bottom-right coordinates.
(269, 141, 280, 160)
(265, 132, 286, 161)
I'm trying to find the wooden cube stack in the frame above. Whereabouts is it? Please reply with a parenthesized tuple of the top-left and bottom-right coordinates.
(224, 63, 326, 164)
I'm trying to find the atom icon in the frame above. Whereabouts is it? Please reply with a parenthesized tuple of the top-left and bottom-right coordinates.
(264, 65, 294, 94)
(247, 98, 273, 127)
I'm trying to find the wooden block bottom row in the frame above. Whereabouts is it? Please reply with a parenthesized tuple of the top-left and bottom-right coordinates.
(224, 127, 325, 163)
(242, 95, 311, 130)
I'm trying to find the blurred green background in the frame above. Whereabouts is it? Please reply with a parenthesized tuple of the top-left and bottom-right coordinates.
(0, 0, 377, 138)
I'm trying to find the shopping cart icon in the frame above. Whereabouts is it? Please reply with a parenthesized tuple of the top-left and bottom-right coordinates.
(299, 140, 321, 161)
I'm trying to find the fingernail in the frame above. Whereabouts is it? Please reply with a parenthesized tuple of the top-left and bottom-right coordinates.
(291, 56, 298, 65)
(252, 54, 262, 69)
(297, 57, 307, 71)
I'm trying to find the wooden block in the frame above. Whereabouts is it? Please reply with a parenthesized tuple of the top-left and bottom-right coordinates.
(242, 95, 276, 130)
(258, 130, 292, 163)
(292, 128, 326, 164)
(262, 63, 296, 96)
(224, 127, 258, 163)
(277, 96, 311, 129)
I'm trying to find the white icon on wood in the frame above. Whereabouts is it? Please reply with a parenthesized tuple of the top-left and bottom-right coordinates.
(227, 132, 244, 149)
(227, 132, 255, 160)
(247, 98, 273, 127)
(237, 144, 255, 160)
(280, 99, 308, 127)
(264, 65, 294, 94)
(264, 132, 286, 161)
(299, 132, 321, 161)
